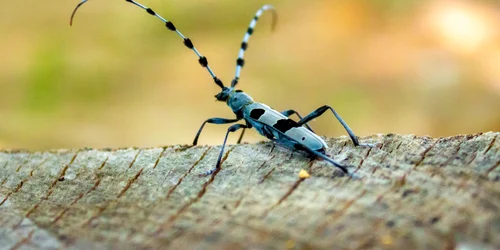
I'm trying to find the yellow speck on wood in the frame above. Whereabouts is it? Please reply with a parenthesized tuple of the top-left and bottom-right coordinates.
(299, 169, 310, 179)
(381, 234, 393, 245)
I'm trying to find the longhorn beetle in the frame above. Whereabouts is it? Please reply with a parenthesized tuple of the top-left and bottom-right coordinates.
(70, 0, 373, 176)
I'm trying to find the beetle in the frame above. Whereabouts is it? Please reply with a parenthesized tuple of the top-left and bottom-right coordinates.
(70, 0, 373, 176)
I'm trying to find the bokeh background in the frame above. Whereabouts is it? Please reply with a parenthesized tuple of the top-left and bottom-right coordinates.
(1, 0, 499, 150)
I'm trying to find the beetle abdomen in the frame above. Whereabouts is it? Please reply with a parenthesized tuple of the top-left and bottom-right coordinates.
(244, 103, 328, 152)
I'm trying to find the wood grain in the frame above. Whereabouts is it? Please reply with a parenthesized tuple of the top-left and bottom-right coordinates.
(0, 132, 499, 249)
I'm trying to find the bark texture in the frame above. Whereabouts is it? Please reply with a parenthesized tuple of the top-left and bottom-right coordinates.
(0, 132, 499, 249)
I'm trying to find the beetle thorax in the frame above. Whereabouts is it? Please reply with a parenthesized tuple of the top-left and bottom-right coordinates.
(227, 90, 254, 114)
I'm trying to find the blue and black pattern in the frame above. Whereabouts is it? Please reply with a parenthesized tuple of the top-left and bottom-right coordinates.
(69, 1, 373, 177)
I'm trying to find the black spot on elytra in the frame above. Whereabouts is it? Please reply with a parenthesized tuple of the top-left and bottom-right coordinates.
(250, 109, 265, 120)
(235, 90, 243, 93)
(273, 119, 299, 133)
(301, 137, 305, 141)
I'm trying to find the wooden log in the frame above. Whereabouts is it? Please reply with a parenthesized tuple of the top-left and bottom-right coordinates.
(0, 132, 499, 249)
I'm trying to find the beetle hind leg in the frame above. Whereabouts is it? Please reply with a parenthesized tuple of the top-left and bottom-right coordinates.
(297, 105, 374, 147)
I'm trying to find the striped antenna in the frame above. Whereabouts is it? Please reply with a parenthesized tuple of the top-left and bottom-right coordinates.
(69, 0, 225, 89)
(231, 5, 277, 88)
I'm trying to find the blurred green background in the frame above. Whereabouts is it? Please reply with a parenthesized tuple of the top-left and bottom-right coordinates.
(0, 0, 499, 150)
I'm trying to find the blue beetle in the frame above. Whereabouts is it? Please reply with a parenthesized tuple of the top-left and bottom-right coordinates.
(70, 0, 372, 176)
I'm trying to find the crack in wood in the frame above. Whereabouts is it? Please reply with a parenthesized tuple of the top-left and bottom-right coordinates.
(28, 159, 46, 177)
(395, 141, 403, 150)
(23, 152, 78, 220)
(81, 151, 143, 228)
(45, 164, 70, 200)
(231, 152, 277, 215)
(117, 168, 144, 198)
(175, 145, 195, 152)
(258, 156, 285, 184)
(379, 141, 402, 165)
(10, 229, 35, 250)
(440, 135, 478, 168)
(485, 160, 500, 176)
(153, 147, 235, 236)
(82, 205, 108, 228)
(51, 193, 84, 225)
(0, 161, 7, 170)
(256, 154, 275, 172)
(275, 178, 305, 206)
(440, 140, 465, 168)
(0, 179, 26, 206)
(259, 167, 276, 184)
(484, 135, 497, 154)
(52, 158, 107, 225)
(336, 141, 348, 155)
(414, 139, 438, 168)
(45, 153, 78, 200)
(260, 161, 314, 217)
(15, 164, 24, 172)
(87, 177, 102, 195)
(233, 190, 249, 212)
(157, 227, 186, 249)
(268, 143, 276, 155)
(315, 190, 368, 233)
(166, 147, 211, 199)
(353, 147, 373, 173)
(97, 157, 109, 170)
(153, 147, 167, 169)
(128, 150, 142, 169)
(466, 151, 478, 165)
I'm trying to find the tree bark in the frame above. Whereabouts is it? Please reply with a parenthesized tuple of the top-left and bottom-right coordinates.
(0, 132, 499, 249)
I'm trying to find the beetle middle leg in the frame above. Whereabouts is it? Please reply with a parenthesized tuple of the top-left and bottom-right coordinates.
(297, 105, 374, 147)
(200, 123, 248, 176)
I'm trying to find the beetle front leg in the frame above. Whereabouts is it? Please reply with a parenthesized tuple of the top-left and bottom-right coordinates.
(200, 123, 248, 176)
(193, 117, 241, 145)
